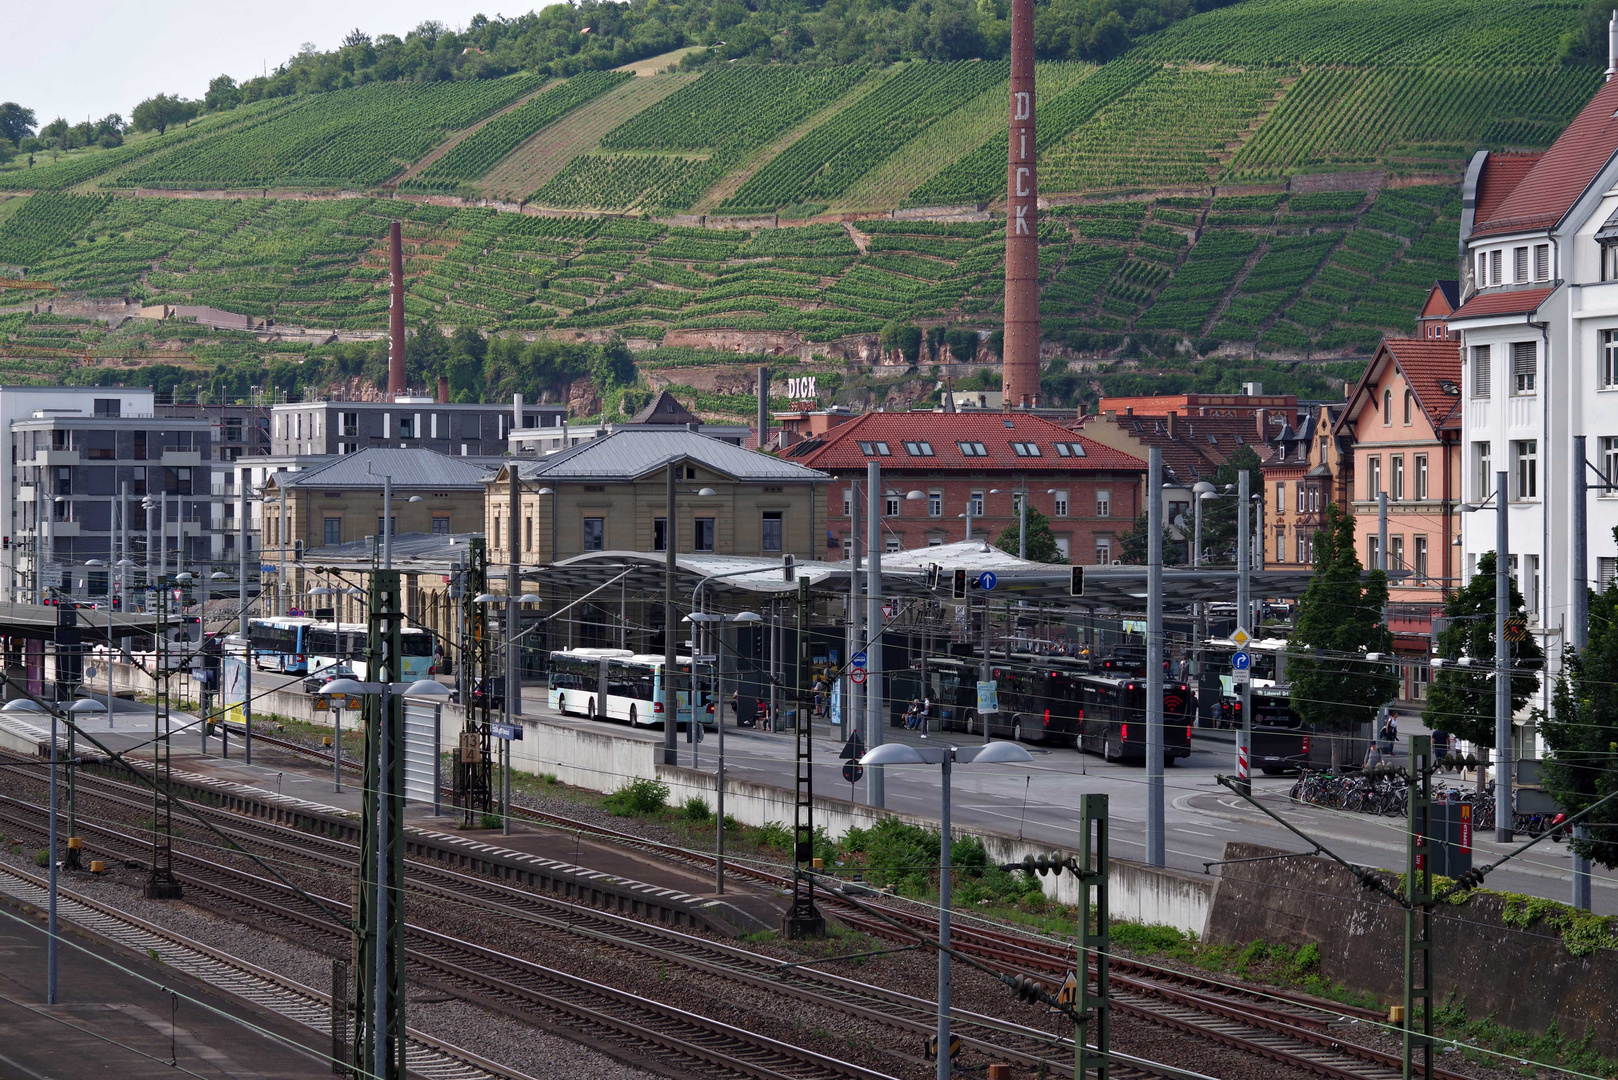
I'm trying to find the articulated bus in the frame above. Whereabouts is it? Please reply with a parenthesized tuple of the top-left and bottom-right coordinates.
(547, 648, 707, 727)
(305, 623, 436, 681)
(247, 617, 318, 674)
(1075, 674, 1194, 765)
(913, 653, 1083, 745)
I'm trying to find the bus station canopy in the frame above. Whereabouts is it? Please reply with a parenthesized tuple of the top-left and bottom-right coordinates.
(0, 602, 165, 641)
(531, 541, 1324, 609)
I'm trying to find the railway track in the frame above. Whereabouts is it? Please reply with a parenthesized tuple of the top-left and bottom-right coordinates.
(0, 861, 537, 1080)
(9, 743, 1475, 1080)
(0, 762, 1180, 1079)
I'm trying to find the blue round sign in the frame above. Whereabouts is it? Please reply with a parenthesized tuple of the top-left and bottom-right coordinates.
(1231, 650, 1252, 671)
(977, 571, 997, 591)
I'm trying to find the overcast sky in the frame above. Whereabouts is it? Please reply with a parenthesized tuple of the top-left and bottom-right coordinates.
(2, 0, 538, 127)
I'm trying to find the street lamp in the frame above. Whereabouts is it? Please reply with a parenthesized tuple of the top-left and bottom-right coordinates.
(859, 740, 1034, 1080)
(661, 469, 720, 765)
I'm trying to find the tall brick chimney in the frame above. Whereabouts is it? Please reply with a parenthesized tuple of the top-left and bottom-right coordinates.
(388, 220, 406, 398)
(437, 375, 450, 404)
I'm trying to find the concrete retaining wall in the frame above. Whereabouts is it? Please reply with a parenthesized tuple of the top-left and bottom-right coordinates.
(1207, 842, 1618, 1053)
(85, 655, 1214, 935)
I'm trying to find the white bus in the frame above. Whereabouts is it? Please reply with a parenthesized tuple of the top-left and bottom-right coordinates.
(548, 648, 706, 727)
(307, 622, 436, 681)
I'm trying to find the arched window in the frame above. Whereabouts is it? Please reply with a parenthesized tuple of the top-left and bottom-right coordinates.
(1383, 388, 1392, 425)
(1404, 388, 1414, 425)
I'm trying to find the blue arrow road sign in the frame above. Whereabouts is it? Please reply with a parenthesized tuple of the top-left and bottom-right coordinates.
(1231, 651, 1252, 672)
(851, 650, 867, 669)
(978, 571, 997, 591)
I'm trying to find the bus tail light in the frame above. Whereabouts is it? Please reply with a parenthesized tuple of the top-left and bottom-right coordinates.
(1186, 725, 1192, 743)
(1043, 708, 1051, 727)
(652, 700, 664, 714)
(1121, 724, 1129, 742)
(1301, 736, 1311, 755)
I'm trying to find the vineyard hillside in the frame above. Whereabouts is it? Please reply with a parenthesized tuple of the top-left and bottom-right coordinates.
(0, 0, 1606, 384)
(0, 182, 1461, 363)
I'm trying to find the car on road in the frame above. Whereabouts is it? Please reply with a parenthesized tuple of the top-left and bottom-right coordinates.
(304, 664, 356, 694)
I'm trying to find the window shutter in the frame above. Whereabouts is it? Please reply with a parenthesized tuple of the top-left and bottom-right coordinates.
(1512, 341, 1536, 377)
(1534, 244, 1550, 281)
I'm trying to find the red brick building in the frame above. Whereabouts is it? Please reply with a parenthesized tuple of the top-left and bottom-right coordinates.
(781, 413, 1146, 562)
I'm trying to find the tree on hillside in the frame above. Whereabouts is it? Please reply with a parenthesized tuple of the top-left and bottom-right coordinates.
(131, 94, 200, 135)
(205, 76, 241, 112)
(1286, 504, 1397, 768)
(995, 506, 1067, 564)
(0, 103, 35, 147)
(1541, 550, 1618, 867)
(1423, 550, 1545, 775)
(879, 322, 922, 365)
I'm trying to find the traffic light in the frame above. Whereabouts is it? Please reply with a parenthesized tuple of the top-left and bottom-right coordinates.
(951, 567, 968, 599)
(925, 562, 941, 589)
(1070, 565, 1085, 597)
(782, 553, 796, 582)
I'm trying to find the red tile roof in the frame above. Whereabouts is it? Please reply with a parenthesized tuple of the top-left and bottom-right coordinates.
(1449, 286, 1555, 320)
(781, 412, 1146, 472)
(1473, 152, 1542, 229)
(1383, 337, 1464, 431)
(1473, 77, 1618, 237)
(1074, 412, 1285, 483)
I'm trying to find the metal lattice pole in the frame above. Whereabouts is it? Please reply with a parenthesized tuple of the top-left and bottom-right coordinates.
(1078, 793, 1110, 1079)
(1403, 734, 1433, 1080)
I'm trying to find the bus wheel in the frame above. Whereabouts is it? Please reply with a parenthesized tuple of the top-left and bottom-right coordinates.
(629, 704, 638, 725)
(1011, 717, 1025, 743)
(558, 695, 568, 716)
(587, 698, 597, 720)
(966, 712, 977, 736)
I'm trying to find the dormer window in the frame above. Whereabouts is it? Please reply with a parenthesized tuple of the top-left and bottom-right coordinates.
(1605, 242, 1618, 283)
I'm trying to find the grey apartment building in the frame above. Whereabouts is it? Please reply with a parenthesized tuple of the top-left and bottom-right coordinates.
(13, 411, 223, 604)
(271, 396, 567, 457)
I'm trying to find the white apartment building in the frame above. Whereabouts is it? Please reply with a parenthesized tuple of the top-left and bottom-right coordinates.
(1451, 71, 1618, 723)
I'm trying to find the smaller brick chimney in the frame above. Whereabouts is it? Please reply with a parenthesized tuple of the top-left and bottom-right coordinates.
(438, 376, 450, 404)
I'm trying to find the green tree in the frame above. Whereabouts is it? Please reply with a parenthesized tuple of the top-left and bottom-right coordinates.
(879, 321, 922, 365)
(1423, 549, 1545, 760)
(0, 102, 36, 146)
(204, 75, 241, 112)
(1286, 504, 1397, 767)
(994, 505, 1067, 564)
(1117, 512, 1184, 566)
(1194, 445, 1265, 567)
(1542, 547, 1618, 866)
(131, 93, 199, 135)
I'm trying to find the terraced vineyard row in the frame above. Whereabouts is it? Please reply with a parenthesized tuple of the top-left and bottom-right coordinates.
(909, 61, 1154, 205)
(1133, 0, 1584, 67)
(1229, 64, 1601, 177)
(114, 74, 545, 190)
(1040, 66, 1284, 192)
(0, 183, 1462, 356)
(533, 65, 868, 211)
(403, 71, 633, 193)
(724, 61, 1009, 212)
(0, 100, 291, 192)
